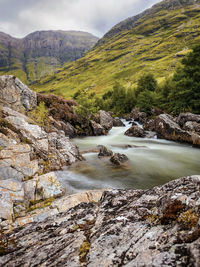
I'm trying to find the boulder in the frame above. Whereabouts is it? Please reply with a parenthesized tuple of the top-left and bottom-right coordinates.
(97, 145, 113, 158)
(183, 121, 200, 135)
(110, 153, 129, 166)
(61, 121, 76, 138)
(90, 120, 107, 136)
(0, 75, 37, 112)
(130, 108, 147, 124)
(99, 110, 113, 131)
(125, 125, 146, 137)
(1, 176, 199, 266)
(113, 117, 125, 127)
(177, 112, 200, 127)
(152, 114, 200, 146)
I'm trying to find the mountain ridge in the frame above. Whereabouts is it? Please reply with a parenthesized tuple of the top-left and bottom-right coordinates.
(0, 30, 98, 84)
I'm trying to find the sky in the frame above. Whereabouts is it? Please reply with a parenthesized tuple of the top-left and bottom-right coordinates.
(0, 0, 161, 38)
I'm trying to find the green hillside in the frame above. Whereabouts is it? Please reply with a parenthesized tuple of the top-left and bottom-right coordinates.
(33, 0, 200, 98)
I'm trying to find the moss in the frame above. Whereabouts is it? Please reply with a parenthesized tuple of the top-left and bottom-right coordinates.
(79, 240, 90, 263)
(177, 209, 199, 229)
(27, 197, 55, 212)
(160, 200, 185, 225)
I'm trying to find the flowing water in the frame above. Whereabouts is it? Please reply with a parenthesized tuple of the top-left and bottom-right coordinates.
(57, 120, 200, 194)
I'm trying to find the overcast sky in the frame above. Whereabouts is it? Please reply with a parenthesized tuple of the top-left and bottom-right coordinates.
(0, 0, 161, 38)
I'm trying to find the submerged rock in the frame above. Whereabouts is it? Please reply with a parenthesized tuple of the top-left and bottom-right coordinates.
(97, 145, 113, 158)
(0, 176, 199, 266)
(110, 153, 129, 166)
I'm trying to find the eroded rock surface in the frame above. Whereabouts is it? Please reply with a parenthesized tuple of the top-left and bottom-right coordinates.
(0, 176, 199, 266)
(110, 153, 129, 166)
(0, 75, 37, 112)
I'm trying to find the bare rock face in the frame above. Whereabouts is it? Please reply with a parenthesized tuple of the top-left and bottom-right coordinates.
(99, 110, 114, 131)
(0, 176, 199, 266)
(0, 75, 37, 112)
(110, 153, 129, 166)
(125, 125, 146, 137)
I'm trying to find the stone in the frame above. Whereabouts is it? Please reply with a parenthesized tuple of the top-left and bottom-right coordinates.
(125, 125, 146, 137)
(35, 172, 65, 201)
(61, 121, 76, 138)
(131, 108, 147, 123)
(183, 121, 200, 135)
(0, 140, 39, 181)
(99, 110, 113, 131)
(0, 75, 37, 112)
(177, 112, 200, 127)
(0, 189, 13, 221)
(110, 153, 129, 166)
(113, 117, 125, 127)
(97, 145, 113, 158)
(0, 176, 199, 266)
(152, 114, 200, 146)
(90, 120, 107, 136)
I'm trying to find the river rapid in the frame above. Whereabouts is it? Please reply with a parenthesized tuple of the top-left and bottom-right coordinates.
(57, 120, 200, 194)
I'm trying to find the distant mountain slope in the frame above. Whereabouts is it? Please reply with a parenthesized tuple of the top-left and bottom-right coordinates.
(33, 0, 200, 98)
(0, 31, 98, 84)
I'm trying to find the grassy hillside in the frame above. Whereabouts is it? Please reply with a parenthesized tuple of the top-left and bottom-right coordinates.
(33, 0, 200, 98)
(0, 31, 98, 84)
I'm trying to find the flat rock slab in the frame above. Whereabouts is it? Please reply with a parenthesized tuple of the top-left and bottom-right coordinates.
(0, 176, 199, 266)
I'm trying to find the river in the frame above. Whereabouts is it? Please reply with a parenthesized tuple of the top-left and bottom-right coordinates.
(57, 120, 200, 194)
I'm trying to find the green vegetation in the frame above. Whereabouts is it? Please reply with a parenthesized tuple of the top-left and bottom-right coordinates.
(28, 102, 50, 127)
(32, 2, 200, 99)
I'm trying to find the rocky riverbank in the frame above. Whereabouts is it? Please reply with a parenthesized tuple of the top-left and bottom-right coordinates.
(0, 176, 199, 266)
(125, 108, 200, 147)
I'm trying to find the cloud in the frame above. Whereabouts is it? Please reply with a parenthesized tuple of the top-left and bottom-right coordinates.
(0, 0, 161, 38)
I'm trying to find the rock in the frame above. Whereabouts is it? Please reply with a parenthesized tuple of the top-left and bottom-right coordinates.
(110, 153, 129, 166)
(177, 112, 200, 127)
(152, 114, 200, 146)
(0, 75, 37, 112)
(1, 176, 199, 266)
(2, 106, 82, 170)
(131, 108, 147, 123)
(183, 121, 200, 135)
(90, 120, 107, 136)
(97, 145, 113, 158)
(113, 117, 125, 127)
(125, 125, 146, 137)
(35, 172, 65, 201)
(0, 190, 13, 221)
(99, 110, 113, 131)
(0, 137, 39, 181)
(61, 121, 76, 138)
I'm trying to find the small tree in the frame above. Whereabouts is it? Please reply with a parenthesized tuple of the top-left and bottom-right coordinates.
(136, 73, 157, 97)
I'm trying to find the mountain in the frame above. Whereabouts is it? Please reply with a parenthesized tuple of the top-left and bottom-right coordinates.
(0, 30, 98, 84)
(33, 0, 200, 97)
